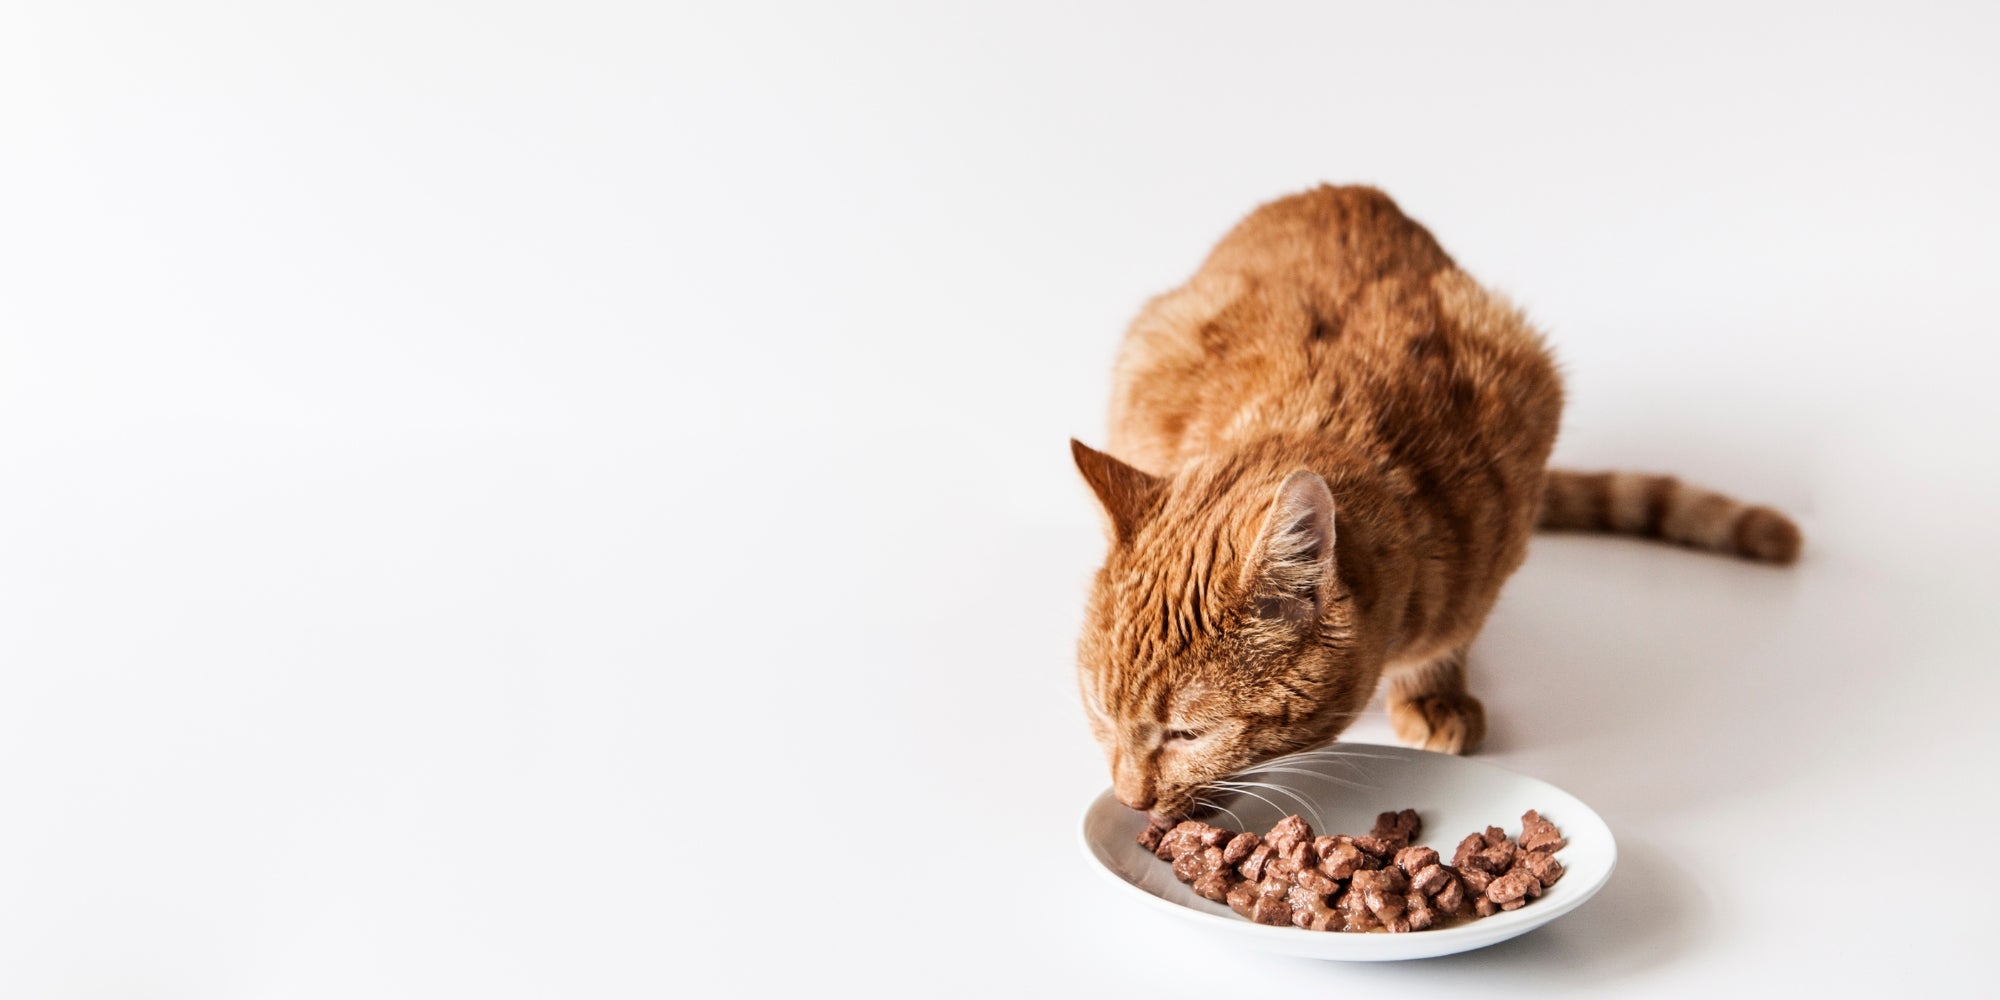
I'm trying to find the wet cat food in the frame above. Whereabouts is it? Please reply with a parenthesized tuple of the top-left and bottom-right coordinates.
(1138, 808, 1566, 933)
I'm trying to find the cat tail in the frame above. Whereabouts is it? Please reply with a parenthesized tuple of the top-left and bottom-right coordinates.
(1537, 470, 1803, 565)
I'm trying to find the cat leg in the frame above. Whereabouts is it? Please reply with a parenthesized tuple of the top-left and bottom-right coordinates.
(1386, 647, 1487, 755)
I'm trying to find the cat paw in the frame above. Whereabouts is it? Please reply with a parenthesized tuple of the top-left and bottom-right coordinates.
(1389, 692, 1487, 755)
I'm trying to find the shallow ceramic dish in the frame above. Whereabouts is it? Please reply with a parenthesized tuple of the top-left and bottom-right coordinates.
(1079, 743, 1615, 961)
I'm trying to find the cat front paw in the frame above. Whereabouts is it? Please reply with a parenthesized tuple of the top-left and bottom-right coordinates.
(1389, 692, 1487, 755)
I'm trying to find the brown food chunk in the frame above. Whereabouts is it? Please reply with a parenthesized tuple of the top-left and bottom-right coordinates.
(1518, 849, 1565, 887)
(1484, 825, 1507, 848)
(1291, 883, 1347, 932)
(1172, 845, 1233, 885)
(1459, 865, 1494, 895)
(1250, 893, 1293, 925)
(1265, 814, 1313, 854)
(1434, 872, 1468, 914)
(1370, 808, 1422, 846)
(1226, 875, 1286, 910)
(1410, 863, 1452, 896)
(1238, 844, 1273, 882)
(1352, 835, 1395, 859)
(1395, 845, 1441, 877)
(1223, 831, 1263, 865)
(1477, 839, 1516, 874)
(1278, 838, 1319, 871)
(1337, 886, 1380, 931)
(1474, 896, 1500, 917)
(1486, 869, 1543, 906)
(1309, 836, 1348, 872)
(1138, 816, 1174, 853)
(1192, 872, 1237, 901)
(1229, 874, 1293, 924)
(1171, 851, 1205, 883)
(1351, 866, 1410, 894)
(1287, 883, 1340, 929)
(1351, 867, 1409, 924)
(1454, 833, 1488, 869)
(1174, 821, 1231, 849)
(1404, 892, 1436, 931)
(1519, 810, 1567, 854)
(1363, 886, 1405, 922)
(1225, 880, 1260, 917)
(1157, 823, 1214, 861)
(1292, 865, 1340, 896)
(1318, 839, 1370, 880)
(1156, 822, 1224, 861)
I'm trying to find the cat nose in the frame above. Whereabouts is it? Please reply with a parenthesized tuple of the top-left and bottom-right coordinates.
(1112, 761, 1157, 811)
(1116, 787, 1157, 811)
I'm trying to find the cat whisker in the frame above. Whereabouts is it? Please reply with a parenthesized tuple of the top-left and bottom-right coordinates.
(1210, 779, 1325, 831)
(1235, 764, 1372, 791)
(1255, 753, 1373, 775)
(1256, 760, 1368, 784)
(1192, 797, 1246, 830)
(1239, 749, 1370, 774)
(1236, 758, 1360, 777)
(1226, 761, 1359, 786)
(1200, 783, 1294, 827)
(1267, 782, 1329, 832)
(1301, 750, 1399, 761)
(1249, 763, 1368, 786)
(1265, 747, 1401, 765)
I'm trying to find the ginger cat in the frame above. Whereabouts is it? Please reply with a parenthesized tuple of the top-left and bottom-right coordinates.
(1073, 185, 1800, 818)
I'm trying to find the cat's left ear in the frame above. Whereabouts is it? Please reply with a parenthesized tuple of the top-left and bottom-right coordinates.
(1241, 470, 1337, 627)
(1070, 439, 1162, 546)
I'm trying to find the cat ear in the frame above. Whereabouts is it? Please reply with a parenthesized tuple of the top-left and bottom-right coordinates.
(1240, 470, 1337, 626)
(1070, 439, 1162, 546)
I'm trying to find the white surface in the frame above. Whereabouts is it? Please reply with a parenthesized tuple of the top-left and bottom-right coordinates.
(1, 1, 1997, 997)
(1080, 745, 1617, 961)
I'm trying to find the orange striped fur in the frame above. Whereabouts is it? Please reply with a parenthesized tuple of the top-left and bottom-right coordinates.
(1073, 185, 1802, 819)
(1538, 471, 1801, 563)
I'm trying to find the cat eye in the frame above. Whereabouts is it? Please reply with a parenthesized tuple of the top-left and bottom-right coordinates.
(1164, 728, 1205, 742)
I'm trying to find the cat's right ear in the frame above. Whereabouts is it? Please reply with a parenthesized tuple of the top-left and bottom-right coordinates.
(1070, 439, 1162, 546)
(1240, 470, 1337, 628)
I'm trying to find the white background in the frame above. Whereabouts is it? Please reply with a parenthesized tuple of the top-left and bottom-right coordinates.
(3, 1, 1997, 996)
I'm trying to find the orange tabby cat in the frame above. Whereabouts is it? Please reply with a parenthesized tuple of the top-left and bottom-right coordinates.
(1073, 185, 1800, 818)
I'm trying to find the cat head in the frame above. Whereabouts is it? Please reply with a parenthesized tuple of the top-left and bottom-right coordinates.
(1071, 440, 1369, 819)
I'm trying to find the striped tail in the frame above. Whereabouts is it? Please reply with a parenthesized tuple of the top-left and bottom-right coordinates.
(1537, 470, 1803, 565)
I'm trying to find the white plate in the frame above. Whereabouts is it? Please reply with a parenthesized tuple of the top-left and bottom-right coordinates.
(1078, 743, 1616, 961)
